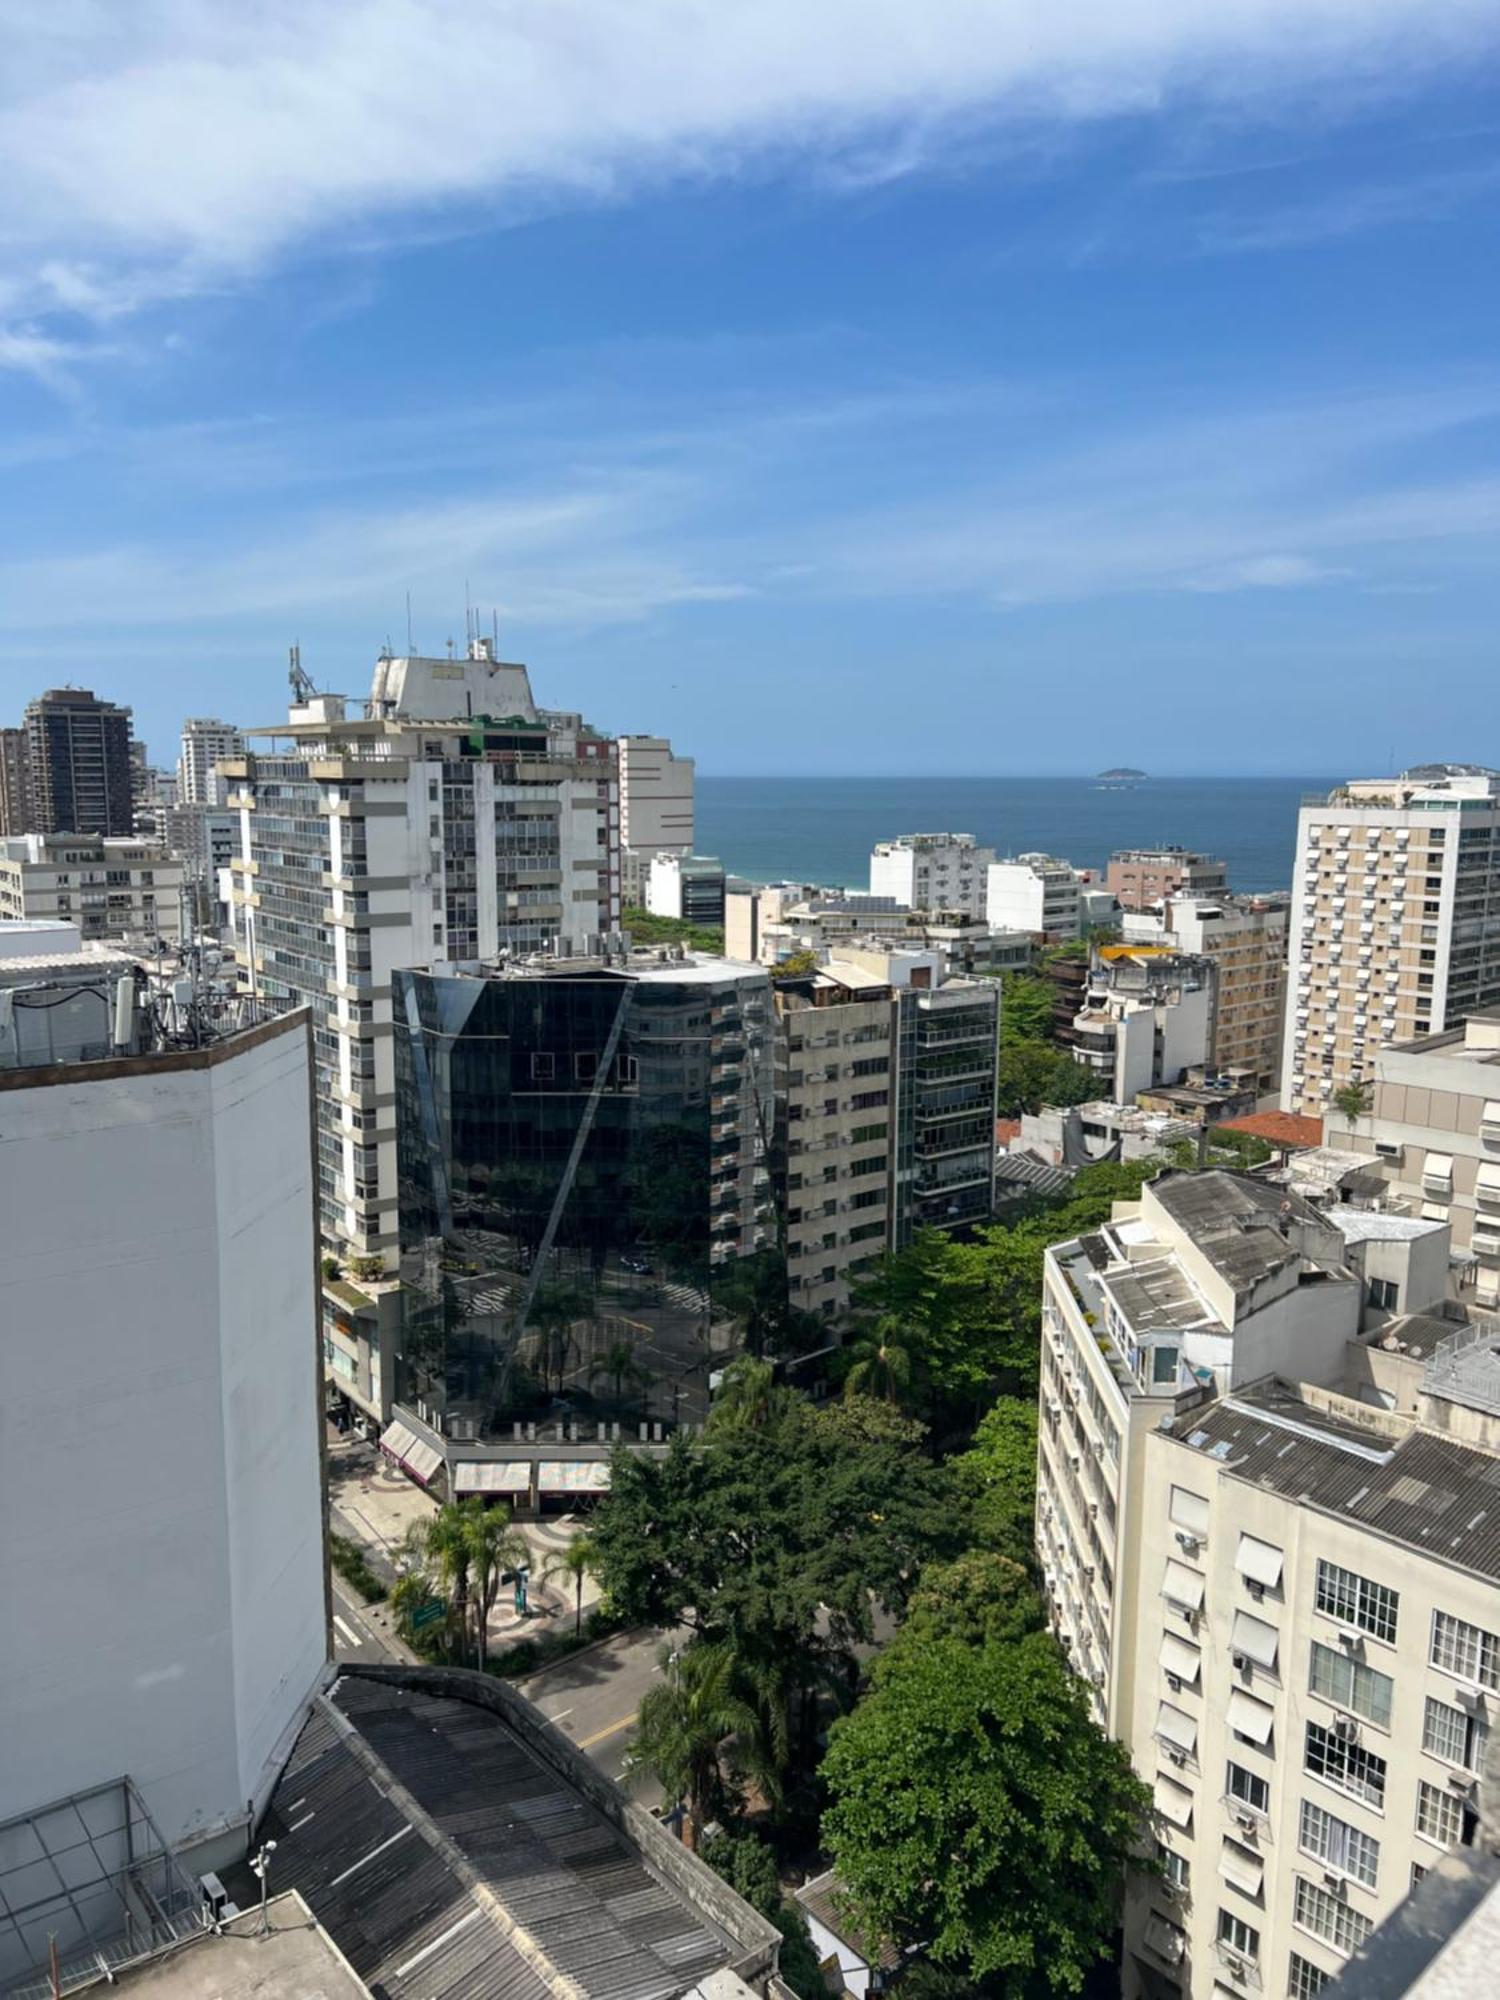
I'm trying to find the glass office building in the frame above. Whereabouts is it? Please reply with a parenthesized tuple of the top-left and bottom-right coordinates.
(392, 952, 777, 1441)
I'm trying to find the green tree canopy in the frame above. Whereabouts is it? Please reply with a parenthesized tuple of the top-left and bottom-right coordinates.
(949, 1398, 1040, 1570)
(701, 1832, 825, 2000)
(821, 1631, 1151, 1994)
(901, 1550, 1043, 1649)
(995, 1041, 1097, 1118)
(998, 972, 1057, 1046)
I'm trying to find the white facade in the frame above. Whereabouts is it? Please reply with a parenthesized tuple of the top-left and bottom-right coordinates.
(1283, 769, 1500, 1120)
(0, 1011, 327, 1859)
(176, 717, 244, 808)
(986, 853, 1082, 937)
(869, 832, 997, 921)
(0, 833, 185, 944)
(227, 641, 620, 1265)
(1071, 947, 1215, 1104)
(619, 734, 695, 859)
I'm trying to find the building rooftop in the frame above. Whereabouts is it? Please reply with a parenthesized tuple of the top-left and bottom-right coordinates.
(235, 1670, 776, 2000)
(794, 1872, 902, 1974)
(1149, 1169, 1348, 1291)
(111, 1896, 367, 1998)
(1329, 1208, 1446, 1247)
(1165, 1378, 1500, 1586)
(1218, 1109, 1324, 1151)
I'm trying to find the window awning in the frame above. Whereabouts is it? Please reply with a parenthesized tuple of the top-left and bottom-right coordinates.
(1235, 1535, 1283, 1589)
(1163, 1560, 1205, 1612)
(1169, 1486, 1210, 1538)
(1160, 1633, 1202, 1685)
(1227, 1688, 1276, 1745)
(1156, 1702, 1198, 1755)
(1144, 1916, 1185, 1965)
(1219, 1839, 1265, 1898)
(1153, 1774, 1194, 1828)
(1423, 1152, 1455, 1187)
(454, 1460, 531, 1494)
(1476, 1162, 1500, 1195)
(1231, 1610, 1280, 1670)
(1421, 1202, 1451, 1223)
(537, 1460, 611, 1494)
(1483, 1100, 1500, 1129)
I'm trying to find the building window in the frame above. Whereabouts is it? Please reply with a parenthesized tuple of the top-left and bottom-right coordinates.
(1368, 1278, 1399, 1310)
(574, 1053, 598, 1081)
(1289, 1951, 1331, 1998)
(1298, 1799, 1380, 1889)
(530, 1052, 555, 1080)
(1293, 1877, 1373, 1957)
(1227, 1761, 1271, 1816)
(1315, 1559, 1398, 1642)
(1415, 1778, 1471, 1850)
(1156, 1842, 1190, 1891)
(1309, 1640, 1394, 1728)
(1430, 1610, 1500, 1691)
(1304, 1720, 1387, 1808)
(1423, 1694, 1489, 1771)
(1218, 1909, 1259, 1964)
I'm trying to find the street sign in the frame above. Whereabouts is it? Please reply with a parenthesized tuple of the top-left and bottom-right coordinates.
(410, 1599, 445, 1632)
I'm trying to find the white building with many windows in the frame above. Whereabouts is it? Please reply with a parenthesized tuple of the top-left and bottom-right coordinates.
(986, 852, 1083, 938)
(869, 832, 996, 920)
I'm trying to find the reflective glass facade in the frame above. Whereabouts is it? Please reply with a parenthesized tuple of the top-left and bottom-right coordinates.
(393, 961, 777, 1439)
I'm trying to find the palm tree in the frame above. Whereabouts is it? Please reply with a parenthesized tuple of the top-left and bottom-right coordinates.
(461, 1501, 532, 1670)
(706, 1355, 778, 1433)
(402, 1502, 473, 1663)
(625, 1643, 767, 1850)
(539, 1531, 598, 1638)
(841, 1317, 913, 1405)
(528, 1282, 589, 1394)
(589, 1337, 650, 1412)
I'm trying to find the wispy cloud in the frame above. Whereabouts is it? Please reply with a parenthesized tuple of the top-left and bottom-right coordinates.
(0, 0, 1496, 330)
(1198, 156, 1500, 251)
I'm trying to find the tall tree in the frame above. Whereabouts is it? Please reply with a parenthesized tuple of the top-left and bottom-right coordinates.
(627, 1642, 770, 1849)
(539, 1530, 598, 1638)
(949, 1397, 1040, 1569)
(462, 1502, 531, 1669)
(822, 1631, 1151, 1994)
(840, 1317, 913, 1405)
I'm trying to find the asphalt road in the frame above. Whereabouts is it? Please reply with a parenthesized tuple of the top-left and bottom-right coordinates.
(329, 1571, 410, 1664)
(515, 1626, 674, 1803)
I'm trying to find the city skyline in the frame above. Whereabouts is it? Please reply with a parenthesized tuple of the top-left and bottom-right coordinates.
(0, 5, 1497, 771)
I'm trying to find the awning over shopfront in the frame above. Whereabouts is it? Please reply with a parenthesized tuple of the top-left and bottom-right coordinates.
(537, 1461, 612, 1494)
(454, 1460, 532, 1495)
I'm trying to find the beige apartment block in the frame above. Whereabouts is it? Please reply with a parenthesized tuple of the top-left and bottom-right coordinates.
(1124, 1355, 1500, 2000)
(1127, 895, 1289, 1092)
(1283, 768, 1500, 1123)
(0, 832, 185, 943)
(1324, 1012, 1500, 1308)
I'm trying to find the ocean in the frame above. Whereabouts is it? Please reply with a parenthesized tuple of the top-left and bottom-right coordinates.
(695, 775, 1336, 897)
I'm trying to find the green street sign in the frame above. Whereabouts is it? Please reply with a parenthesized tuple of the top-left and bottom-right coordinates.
(410, 1599, 445, 1632)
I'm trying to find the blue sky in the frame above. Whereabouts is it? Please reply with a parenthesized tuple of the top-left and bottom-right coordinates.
(1, 2, 1499, 774)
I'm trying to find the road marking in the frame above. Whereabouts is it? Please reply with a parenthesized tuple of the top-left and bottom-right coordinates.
(544, 1708, 573, 1728)
(333, 1615, 359, 1646)
(577, 1714, 636, 1750)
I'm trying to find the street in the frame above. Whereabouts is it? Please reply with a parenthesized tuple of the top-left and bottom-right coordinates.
(516, 1626, 674, 1803)
(329, 1570, 410, 1665)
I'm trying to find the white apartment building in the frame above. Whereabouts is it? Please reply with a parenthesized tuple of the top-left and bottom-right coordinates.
(0, 1000, 327, 1878)
(1123, 1352, 1500, 2000)
(225, 639, 620, 1264)
(176, 716, 244, 807)
(986, 852, 1083, 937)
(1283, 768, 1500, 1122)
(1323, 1011, 1500, 1309)
(870, 832, 997, 921)
(1125, 895, 1289, 1092)
(724, 883, 1032, 981)
(646, 851, 726, 925)
(618, 733, 694, 896)
(0, 832, 185, 943)
(1071, 945, 1216, 1104)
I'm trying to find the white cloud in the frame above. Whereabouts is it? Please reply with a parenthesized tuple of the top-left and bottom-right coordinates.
(0, 0, 1496, 320)
(1177, 552, 1351, 591)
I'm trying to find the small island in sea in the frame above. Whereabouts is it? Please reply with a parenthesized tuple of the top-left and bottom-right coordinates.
(1096, 766, 1147, 780)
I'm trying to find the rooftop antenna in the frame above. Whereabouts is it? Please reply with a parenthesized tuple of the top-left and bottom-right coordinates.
(288, 643, 317, 704)
(465, 578, 472, 649)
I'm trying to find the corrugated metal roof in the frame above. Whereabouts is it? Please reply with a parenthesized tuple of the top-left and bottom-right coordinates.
(257, 1678, 734, 2000)
(1167, 1381, 1500, 1585)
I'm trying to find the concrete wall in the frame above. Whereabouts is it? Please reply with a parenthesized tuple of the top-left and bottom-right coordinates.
(0, 1014, 327, 1851)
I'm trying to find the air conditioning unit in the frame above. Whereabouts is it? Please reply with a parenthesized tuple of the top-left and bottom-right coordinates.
(1336, 1627, 1364, 1653)
(1166, 1672, 1182, 1693)
(1323, 1870, 1348, 1897)
(1235, 1810, 1258, 1834)
(1232, 1651, 1251, 1673)
(1332, 1713, 1360, 1743)
(1175, 1531, 1200, 1554)
(1447, 1770, 1477, 1794)
(1166, 1746, 1187, 1767)
(1246, 1579, 1265, 1601)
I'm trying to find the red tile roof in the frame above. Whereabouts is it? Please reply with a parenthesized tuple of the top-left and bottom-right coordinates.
(1218, 1110, 1323, 1150)
(995, 1117, 1023, 1145)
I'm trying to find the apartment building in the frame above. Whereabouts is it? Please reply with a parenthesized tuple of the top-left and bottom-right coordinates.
(1108, 847, 1229, 913)
(726, 882, 1032, 980)
(646, 850, 727, 925)
(1124, 1353, 1500, 2000)
(225, 640, 620, 1265)
(22, 687, 136, 836)
(0, 832, 185, 943)
(776, 951, 999, 1312)
(0, 725, 32, 834)
(1126, 895, 1289, 1092)
(1070, 944, 1216, 1104)
(1323, 1011, 1500, 1309)
(177, 715, 244, 806)
(986, 852, 1082, 938)
(1283, 768, 1500, 1123)
(618, 732, 694, 899)
(870, 831, 997, 920)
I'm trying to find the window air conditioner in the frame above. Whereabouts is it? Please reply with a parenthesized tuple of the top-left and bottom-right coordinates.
(1323, 1871, 1347, 1897)
(1175, 1531, 1200, 1554)
(1246, 1579, 1265, 1601)
(1232, 1651, 1251, 1673)
(1166, 1746, 1187, 1767)
(1166, 1673, 1182, 1694)
(1332, 1713, 1360, 1743)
